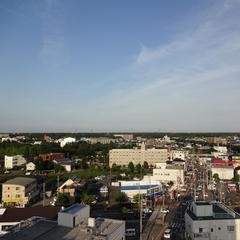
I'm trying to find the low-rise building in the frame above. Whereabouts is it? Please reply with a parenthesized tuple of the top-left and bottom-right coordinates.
(2, 204, 125, 240)
(4, 155, 28, 169)
(2, 177, 40, 207)
(185, 201, 240, 240)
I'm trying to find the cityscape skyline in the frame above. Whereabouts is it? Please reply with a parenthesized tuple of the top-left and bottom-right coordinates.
(1, 0, 240, 133)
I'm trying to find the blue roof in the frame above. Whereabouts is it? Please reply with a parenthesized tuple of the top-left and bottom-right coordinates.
(120, 184, 159, 191)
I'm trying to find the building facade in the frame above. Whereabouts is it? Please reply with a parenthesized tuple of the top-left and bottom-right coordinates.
(2, 177, 40, 207)
(109, 143, 168, 167)
(185, 201, 240, 240)
(4, 155, 27, 169)
(143, 163, 184, 188)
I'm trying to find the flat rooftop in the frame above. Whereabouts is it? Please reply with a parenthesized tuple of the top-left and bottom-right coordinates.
(3, 177, 35, 186)
(186, 201, 240, 221)
(61, 204, 87, 215)
(1, 217, 124, 240)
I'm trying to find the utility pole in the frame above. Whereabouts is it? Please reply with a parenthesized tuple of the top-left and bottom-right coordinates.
(43, 183, 45, 206)
(57, 175, 59, 196)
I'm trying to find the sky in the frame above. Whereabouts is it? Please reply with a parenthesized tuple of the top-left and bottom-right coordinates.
(0, 0, 240, 133)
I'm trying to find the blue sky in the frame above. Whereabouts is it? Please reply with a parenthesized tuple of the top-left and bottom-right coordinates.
(1, 0, 240, 133)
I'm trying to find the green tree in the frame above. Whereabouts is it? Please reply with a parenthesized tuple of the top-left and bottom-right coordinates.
(213, 173, 220, 182)
(135, 163, 142, 174)
(81, 194, 95, 205)
(127, 162, 134, 173)
(55, 193, 74, 206)
(132, 193, 146, 203)
(113, 192, 128, 204)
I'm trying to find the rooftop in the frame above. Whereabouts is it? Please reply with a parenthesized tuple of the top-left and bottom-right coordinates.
(3, 177, 36, 186)
(1, 217, 125, 240)
(186, 201, 240, 221)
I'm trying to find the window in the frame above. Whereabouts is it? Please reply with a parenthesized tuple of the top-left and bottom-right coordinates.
(16, 187, 20, 190)
(227, 226, 235, 232)
(211, 228, 213, 232)
(16, 194, 20, 198)
(218, 227, 221, 230)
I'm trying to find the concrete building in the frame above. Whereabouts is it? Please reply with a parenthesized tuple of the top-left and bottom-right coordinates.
(0, 206, 60, 235)
(120, 180, 162, 200)
(4, 155, 28, 169)
(1, 204, 126, 240)
(60, 137, 76, 147)
(142, 163, 184, 189)
(170, 150, 188, 160)
(109, 143, 168, 168)
(2, 177, 40, 207)
(90, 137, 116, 144)
(185, 201, 240, 240)
(211, 166, 234, 180)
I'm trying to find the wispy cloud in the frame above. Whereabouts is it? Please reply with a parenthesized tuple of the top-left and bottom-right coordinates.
(39, 0, 66, 65)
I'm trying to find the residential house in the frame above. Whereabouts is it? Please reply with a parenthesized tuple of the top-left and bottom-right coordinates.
(58, 175, 81, 197)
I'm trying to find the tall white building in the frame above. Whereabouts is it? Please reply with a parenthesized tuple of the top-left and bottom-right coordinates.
(4, 155, 27, 169)
(185, 201, 240, 240)
(109, 143, 168, 167)
(142, 163, 184, 188)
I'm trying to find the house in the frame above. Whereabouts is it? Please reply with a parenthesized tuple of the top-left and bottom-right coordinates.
(1, 204, 125, 240)
(185, 201, 240, 240)
(2, 177, 40, 207)
(53, 158, 74, 172)
(58, 175, 81, 197)
(26, 162, 36, 172)
(0, 206, 61, 235)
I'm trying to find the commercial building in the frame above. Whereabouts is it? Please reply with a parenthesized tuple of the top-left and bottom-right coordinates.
(1, 204, 125, 240)
(109, 143, 168, 168)
(120, 180, 162, 200)
(2, 177, 40, 207)
(142, 163, 184, 189)
(185, 201, 240, 240)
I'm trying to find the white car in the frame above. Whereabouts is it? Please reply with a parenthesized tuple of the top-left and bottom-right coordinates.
(160, 208, 169, 214)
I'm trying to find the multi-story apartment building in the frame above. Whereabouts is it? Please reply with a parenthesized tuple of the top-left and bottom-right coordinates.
(2, 177, 40, 207)
(185, 201, 240, 240)
(109, 143, 168, 168)
(4, 155, 28, 169)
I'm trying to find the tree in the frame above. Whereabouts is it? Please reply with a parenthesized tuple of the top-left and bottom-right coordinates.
(135, 163, 142, 174)
(132, 193, 146, 203)
(127, 162, 134, 173)
(113, 192, 128, 204)
(55, 193, 74, 206)
(81, 194, 95, 205)
(213, 173, 220, 182)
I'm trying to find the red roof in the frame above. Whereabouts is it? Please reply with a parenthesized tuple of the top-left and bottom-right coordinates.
(0, 206, 61, 222)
